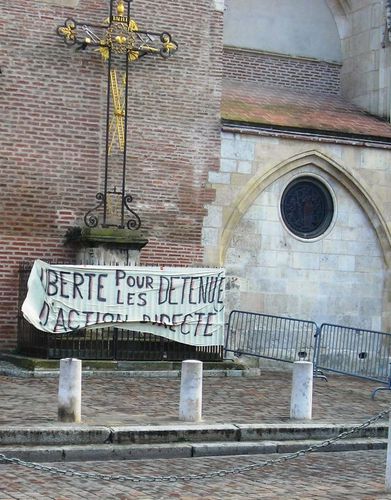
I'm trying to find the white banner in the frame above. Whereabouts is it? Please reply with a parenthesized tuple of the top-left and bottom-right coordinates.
(22, 260, 225, 346)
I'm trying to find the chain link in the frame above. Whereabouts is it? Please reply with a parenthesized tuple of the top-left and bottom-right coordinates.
(0, 408, 389, 483)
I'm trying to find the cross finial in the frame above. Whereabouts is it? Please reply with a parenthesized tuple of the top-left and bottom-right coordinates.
(56, 0, 178, 231)
(117, 1, 125, 16)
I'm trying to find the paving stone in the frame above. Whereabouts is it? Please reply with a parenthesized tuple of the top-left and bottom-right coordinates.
(0, 450, 391, 498)
(1, 364, 391, 498)
(0, 370, 389, 427)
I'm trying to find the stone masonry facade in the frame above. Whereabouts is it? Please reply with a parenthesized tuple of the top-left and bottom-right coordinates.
(0, 0, 223, 350)
(203, 131, 391, 331)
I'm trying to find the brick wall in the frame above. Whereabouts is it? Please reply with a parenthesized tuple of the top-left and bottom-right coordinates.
(0, 0, 223, 350)
(223, 47, 341, 95)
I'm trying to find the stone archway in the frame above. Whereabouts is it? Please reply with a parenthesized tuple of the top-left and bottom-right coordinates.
(326, 0, 352, 39)
(218, 150, 391, 330)
(220, 150, 391, 266)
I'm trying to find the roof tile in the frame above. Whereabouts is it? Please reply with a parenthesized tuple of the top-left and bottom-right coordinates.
(222, 80, 391, 140)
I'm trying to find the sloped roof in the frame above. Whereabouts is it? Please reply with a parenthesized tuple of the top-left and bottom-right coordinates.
(222, 79, 391, 141)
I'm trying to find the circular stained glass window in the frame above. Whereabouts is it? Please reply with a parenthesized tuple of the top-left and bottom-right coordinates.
(281, 176, 334, 239)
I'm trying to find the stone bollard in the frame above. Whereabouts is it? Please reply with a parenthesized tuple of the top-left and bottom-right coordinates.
(58, 358, 82, 423)
(290, 361, 313, 420)
(179, 360, 203, 422)
(385, 412, 391, 491)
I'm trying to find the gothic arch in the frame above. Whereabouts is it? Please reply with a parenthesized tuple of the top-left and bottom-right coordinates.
(326, 0, 352, 39)
(219, 150, 391, 267)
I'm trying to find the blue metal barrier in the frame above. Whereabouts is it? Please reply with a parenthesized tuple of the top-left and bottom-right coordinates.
(225, 310, 318, 363)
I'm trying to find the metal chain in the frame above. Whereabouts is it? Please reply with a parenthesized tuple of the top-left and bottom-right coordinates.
(0, 408, 389, 483)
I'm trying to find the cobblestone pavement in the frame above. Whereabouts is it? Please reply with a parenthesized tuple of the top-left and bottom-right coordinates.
(0, 371, 390, 426)
(0, 450, 390, 499)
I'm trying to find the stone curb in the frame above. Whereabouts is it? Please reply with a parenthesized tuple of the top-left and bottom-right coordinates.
(0, 422, 387, 446)
(0, 368, 257, 379)
(0, 438, 387, 463)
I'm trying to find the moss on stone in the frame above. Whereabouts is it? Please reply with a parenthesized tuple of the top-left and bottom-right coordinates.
(64, 226, 149, 248)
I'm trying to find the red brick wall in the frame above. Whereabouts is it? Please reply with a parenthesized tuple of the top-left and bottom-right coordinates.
(224, 47, 341, 95)
(0, 0, 223, 350)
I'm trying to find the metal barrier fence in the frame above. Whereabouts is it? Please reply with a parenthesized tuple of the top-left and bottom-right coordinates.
(315, 323, 391, 383)
(225, 310, 391, 383)
(225, 310, 318, 363)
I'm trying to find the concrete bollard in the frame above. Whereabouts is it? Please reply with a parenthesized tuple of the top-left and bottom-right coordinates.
(179, 360, 203, 422)
(385, 412, 391, 491)
(290, 361, 313, 420)
(58, 358, 82, 423)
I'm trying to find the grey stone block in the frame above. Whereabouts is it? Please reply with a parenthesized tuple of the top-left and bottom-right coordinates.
(192, 441, 277, 457)
(111, 423, 239, 444)
(112, 443, 193, 460)
(0, 426, 111, 446)
(0, 446, 64, 463)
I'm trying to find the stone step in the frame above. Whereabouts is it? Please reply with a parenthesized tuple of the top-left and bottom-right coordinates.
(0, 354, 242, 375)
(0, 437, 387, 463)
(0, 422, 387, 446)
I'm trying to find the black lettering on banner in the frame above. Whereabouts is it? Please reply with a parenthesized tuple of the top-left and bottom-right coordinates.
(84, 273, 96, 300)
(39, 301, 50, 327)
(97, 273, 107, 302)
(181, 276, 191, 304)
(116, 289, 124, 305)
(137, 276, 145, 288)
(188, 277, 198, 305)
(198, 277, 208, 304)
(158, 276, 170, 304)
(68, 309, 80, 330)
(167, 277, 179, 305)
(47, 269, 59, 296)
(138, 293, 147, 306)
(193, 312, 205, 336)
(217, 276, 225, 303)
(213, 275, 225, 312)
(37, 265, 223, 339)
(160, 313, 175, 332)
(59, 271, 71, 299)
(115, 313, 128, 322)
(203, 312, 216, 336)
(83, 311, 95, 327)
(115, 269, 126, 286)
(171, 313, 183, 326)
(180, 313, 192, 335)
(136, 276, 145, 288)
(103, 313, 114, 323)
(207, 277, 217, 303)
(54, 308, 66, 332)
(73, 272, 84, 299)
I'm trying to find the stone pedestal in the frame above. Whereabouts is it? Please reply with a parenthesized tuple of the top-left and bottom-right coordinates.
(65, 227, 148, 266)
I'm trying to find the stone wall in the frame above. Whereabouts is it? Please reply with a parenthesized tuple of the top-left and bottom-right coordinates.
(335, 1, 391, 118)
(203, 131, 391, 331)
(0, 0, 223, 349)
(224, 0, 342, 62)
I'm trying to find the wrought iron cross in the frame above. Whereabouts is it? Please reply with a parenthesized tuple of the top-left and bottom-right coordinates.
(57, 0, 177, 230)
